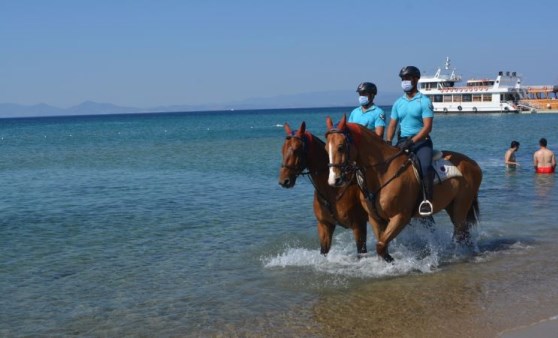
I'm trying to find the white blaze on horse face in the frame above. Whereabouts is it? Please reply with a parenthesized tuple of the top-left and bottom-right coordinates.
(328, 141, 338, 185)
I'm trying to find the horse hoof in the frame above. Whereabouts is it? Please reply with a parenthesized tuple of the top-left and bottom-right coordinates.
(383, 253, 394, 263)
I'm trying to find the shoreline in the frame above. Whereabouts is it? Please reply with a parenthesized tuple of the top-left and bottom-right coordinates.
(499, 315, 558, 337)
(296, 239, 558, 337)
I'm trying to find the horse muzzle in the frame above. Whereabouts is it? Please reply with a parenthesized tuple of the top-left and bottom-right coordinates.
(278, 173, 297, 188)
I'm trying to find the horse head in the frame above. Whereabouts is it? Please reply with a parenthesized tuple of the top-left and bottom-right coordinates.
(279, 121, 308, 188)
(325, 114, 358, 187)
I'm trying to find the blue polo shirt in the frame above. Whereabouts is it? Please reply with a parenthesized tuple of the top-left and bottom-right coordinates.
(348, 105, 386, 131)
(391, 92, 434, 137)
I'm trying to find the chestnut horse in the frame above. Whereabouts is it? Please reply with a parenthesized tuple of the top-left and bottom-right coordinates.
(325, 115, 482, 262)
(278, 122, 368, 256)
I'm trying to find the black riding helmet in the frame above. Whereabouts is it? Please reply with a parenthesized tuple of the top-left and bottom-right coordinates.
(399, 66, 421, 79)
(356, 82, 377, 95)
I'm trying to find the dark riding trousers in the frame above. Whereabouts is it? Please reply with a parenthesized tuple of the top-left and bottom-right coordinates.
(397, 136, 433, 178)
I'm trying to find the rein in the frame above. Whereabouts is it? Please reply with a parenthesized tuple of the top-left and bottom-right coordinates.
(281, 133, 337, 215)
(325, 128, 406, 171)
(326, 127, 412, 221)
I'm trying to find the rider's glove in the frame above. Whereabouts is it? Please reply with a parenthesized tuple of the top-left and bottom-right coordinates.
(398, 138, 415, 152)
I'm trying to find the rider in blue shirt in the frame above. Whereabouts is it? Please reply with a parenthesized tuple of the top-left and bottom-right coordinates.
(348, 82, 385, 138)
(386, 66, 435, 216)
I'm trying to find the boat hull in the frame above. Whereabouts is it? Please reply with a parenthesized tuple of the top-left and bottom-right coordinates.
(432, 102, 519, 114)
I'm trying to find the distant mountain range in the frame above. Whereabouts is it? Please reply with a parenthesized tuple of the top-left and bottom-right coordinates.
(0, 90, 401, 118)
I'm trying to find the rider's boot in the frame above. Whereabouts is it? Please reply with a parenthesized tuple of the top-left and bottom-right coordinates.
(419, 171, 434, 216)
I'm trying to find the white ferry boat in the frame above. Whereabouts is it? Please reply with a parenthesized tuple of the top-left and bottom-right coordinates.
(419, 57, 523, 113)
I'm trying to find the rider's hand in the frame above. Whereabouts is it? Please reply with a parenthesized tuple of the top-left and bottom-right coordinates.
(398, 138, 414, 152)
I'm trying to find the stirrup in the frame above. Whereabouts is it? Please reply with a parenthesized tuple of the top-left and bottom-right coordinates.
(419, 200, 433, 216)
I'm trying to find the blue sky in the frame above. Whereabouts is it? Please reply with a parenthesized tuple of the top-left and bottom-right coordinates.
(1, 0, 557, 108)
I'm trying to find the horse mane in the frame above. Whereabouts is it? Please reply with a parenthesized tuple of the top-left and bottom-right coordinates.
(303, 131, 328, 171)
(346, 122, 386, 147)
(304, 130, 324, 147)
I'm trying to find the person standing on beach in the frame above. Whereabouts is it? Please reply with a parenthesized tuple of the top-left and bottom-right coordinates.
(386, 66, 435, 216)
(348, 82, 385, 138)
(504, 140, 520, 169)
(533, 138, 556, 174)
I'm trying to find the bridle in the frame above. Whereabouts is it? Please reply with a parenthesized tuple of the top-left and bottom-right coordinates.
(280, 132, 337, 215)
(280, 134, 309, 177)
(325, 126, 413, 221)
(325, 127, 408, 175)
(324, 128, 358, 178)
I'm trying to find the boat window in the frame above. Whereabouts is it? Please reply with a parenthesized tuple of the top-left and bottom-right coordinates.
(472, 94, 482, 102)
(452, 94, 462, 102)
(462, 94, 472, 102)
(482, 94, 492, 102)
(432, 95, 443, 102)
(443, 95, 452, 102)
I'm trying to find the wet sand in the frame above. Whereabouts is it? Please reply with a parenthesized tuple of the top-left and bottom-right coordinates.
(305, 239, 558, 337)
(500, 316, 558, 337)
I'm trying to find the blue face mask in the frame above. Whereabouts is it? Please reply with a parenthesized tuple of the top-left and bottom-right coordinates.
(401, 80, 413, 92)
(358, 95, 369, 106)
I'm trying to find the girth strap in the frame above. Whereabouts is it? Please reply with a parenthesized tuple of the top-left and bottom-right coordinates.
(355, 158, 413, 221)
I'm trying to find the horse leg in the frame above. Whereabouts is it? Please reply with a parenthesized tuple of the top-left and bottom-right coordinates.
(351, 222, 367, 258)
(317, 221, 335, 256)
(376, 215, 411, 262)
(445, 200, 474, 246)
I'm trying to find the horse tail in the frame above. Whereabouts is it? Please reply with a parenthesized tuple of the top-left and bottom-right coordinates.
(466, 195, 480, 227)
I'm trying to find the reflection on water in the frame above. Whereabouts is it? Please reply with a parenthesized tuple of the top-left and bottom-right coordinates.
(534, 173, 555, 199)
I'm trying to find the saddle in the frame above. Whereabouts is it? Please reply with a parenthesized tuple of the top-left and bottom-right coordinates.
(410, 150, 463, 184)
(408, 150, 462, 216)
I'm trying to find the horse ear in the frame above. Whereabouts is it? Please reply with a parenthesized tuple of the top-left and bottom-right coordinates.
(338, 114, 347, 130)
(326, 116, 333, 130)
(284, 122, 292, 136)
(298, 121, 306, 136)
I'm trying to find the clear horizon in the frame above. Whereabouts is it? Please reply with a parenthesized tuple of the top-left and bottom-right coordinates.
(2, 0, 557, 108)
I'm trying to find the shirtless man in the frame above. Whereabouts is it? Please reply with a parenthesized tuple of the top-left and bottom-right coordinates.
(533, 138, 556, 174)
(504, 140, 520, 169)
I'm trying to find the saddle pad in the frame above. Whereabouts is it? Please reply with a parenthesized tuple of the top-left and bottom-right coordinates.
(433, 158, 462, 184)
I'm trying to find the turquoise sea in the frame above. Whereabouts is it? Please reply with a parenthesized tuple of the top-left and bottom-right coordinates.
(2, 107, 558, 337)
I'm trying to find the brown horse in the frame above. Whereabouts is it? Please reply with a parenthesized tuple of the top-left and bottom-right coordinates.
(325, 114, 482, 262)
(278, 121, 369, 256)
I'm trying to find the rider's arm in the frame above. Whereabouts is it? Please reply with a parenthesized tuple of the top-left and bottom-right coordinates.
(411, 117, 432, 144)
(411, 95, 434, 144)
(386, 119, 397, 144)
(375, 126, 385, 138)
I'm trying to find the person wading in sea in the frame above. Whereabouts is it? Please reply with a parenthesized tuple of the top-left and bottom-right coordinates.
(504, 140, 520, 169)
(533, 138, 556, 174)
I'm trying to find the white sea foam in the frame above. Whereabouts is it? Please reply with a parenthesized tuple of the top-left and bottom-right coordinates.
(262, 219, 476, 279)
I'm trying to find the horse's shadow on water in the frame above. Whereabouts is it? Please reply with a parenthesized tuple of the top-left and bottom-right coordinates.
(390, 218, 536, 267)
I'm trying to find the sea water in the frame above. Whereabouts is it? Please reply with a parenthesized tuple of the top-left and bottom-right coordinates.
(1, 108, 558, 336)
